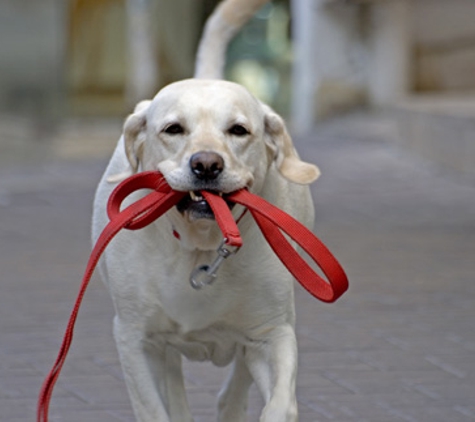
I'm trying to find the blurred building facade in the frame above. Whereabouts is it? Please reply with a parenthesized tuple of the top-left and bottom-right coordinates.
(0, 0, 209, 117)
(0, 0, 292, 117)
(0, 0, 474, 176)
(292, 0, 475, 179)
(292, 0, 475, 125)
(0, 0, 68, 117)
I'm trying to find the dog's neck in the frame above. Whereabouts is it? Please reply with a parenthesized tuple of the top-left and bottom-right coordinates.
(167, 214, 225, 251)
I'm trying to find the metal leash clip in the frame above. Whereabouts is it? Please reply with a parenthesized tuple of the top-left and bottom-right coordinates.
(189, 238, 240, 289)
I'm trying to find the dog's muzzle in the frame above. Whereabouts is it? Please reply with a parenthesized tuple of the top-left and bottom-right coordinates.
(176, 151, 234, 220)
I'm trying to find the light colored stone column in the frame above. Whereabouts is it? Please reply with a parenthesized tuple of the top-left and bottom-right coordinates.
(290, 0, 318, 133)
(125, 0, 159, 106)
(368, 0, 412, 105)
(290, 0, 365, 133)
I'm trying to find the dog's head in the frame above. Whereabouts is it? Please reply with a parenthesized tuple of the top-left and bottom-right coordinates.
(120, 79, 319, 222)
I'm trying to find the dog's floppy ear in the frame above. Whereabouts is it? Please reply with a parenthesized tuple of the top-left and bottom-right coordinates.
(106, 100, 152, 183)
(264, 108, 321, 184)
(124, 100, 151, 173)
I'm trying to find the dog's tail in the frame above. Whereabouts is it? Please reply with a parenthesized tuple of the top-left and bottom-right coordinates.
(194, 0, 270, 79)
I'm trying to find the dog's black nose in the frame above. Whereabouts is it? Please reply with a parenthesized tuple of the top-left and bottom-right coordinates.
(190, 151, 224, 181)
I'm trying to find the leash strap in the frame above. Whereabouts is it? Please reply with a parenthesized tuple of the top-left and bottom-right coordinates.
(37, 173, 186, 422)
(229, 190, 348, 302)
(202, 191, 242, 247)
(204, 188, 348, 302)
(37, 171, 348, 421)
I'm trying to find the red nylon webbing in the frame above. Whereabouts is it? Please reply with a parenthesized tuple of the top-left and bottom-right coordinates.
(37, 171, 348, 422)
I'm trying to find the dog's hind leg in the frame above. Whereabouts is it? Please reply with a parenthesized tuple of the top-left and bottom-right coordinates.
(217, 347, 253, 422)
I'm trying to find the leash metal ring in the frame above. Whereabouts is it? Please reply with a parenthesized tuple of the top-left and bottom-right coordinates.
(189, 238, 240, 290)
(190, 265, 216, 289)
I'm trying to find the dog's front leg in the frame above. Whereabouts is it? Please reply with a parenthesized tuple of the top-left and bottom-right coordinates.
(164, 345, 194, 422)
(113, 317, 193, 422)
(245, 324, 298, 422)
(217, 346, 253, 422)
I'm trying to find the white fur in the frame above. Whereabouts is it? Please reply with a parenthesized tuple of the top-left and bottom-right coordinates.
(92, 1, 320, 421)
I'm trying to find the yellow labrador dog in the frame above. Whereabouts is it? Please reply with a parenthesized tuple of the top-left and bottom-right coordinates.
(92, 1, 320, 421)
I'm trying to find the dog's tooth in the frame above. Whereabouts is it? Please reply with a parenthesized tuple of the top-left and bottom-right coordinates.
(189, 191, 203, 202)
(218, 192, 223, 197)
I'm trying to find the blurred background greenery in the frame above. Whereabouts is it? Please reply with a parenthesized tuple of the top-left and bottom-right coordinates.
(0, 0, 292, 118)
(0, 0, 474, 180)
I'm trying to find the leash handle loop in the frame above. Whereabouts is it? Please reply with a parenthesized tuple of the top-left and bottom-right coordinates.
(227, 189, 349, 303)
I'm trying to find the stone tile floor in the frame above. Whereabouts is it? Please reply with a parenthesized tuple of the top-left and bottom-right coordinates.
(0, 113, 474, 421)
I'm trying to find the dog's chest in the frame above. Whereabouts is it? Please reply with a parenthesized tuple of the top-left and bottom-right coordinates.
(159, 324, 240, 366)
(148, 249, 252, 331)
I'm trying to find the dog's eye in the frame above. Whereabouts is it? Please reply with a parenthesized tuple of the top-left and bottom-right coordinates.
(228, 124, 249, 137)
(164, 123, 184, 135)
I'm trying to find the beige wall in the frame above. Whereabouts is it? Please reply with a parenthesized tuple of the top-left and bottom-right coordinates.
(0, 0, 67, 115)
(290, 0, 475, 131)
(0, 0, 207, 116)
(413, 0, 475, 92)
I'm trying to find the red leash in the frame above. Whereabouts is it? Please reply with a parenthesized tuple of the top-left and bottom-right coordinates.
(37, 171, 348, 422)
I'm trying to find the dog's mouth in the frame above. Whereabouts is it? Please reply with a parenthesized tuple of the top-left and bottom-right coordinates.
(176, 191, 235, 221)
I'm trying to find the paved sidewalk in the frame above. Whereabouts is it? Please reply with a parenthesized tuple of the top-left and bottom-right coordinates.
(1, 113, 474, 421)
